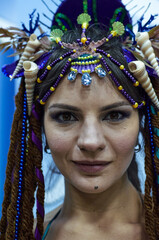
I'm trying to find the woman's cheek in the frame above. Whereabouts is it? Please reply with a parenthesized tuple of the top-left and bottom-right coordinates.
(111, 128, 138, 155)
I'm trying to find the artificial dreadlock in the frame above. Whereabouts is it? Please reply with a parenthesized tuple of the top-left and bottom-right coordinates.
(0, 9, 159, 240)
(0, 78, 44, 239)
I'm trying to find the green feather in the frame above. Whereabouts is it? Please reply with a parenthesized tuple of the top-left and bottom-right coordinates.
(77, 13, 91, 25)
(112, 22, 125, 36)
(50, 29, 64, 42)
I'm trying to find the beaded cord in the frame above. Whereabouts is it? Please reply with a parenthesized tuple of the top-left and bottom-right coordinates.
(14, 92, 28, 240)
(147, 104, 159, 200)
(100, 56, 145, 109)
(39, 59, 72, 105)
(37, 50, 74, 83)
(96, 48, 139, 86)
(54, 13, 73, 31)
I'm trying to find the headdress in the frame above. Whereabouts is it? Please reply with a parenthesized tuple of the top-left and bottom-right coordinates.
(0, 1, 159, 240)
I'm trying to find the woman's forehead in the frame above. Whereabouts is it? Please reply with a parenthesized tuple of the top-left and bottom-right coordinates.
(45, 73, 130, 108)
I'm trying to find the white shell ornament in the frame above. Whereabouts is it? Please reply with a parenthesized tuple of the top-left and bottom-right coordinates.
(128, 61, 159, 109)
(10, 34, 41, 80)
(136, 32, 159, 77)
(23, 61, 39, 116)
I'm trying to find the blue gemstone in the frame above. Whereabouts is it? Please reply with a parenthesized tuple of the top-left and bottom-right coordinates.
(81, 73, 92, 86)
(68, 71, 77, 81)
(97, 68, 106, 78)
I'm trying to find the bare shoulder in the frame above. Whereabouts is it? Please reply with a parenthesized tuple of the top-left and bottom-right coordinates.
(33, 204, 62, 234)
(43, 204, 62, 231)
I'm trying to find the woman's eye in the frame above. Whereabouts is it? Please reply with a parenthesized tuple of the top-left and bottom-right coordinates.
(103, 111, 130, 122)
(50, 112, 77, 123)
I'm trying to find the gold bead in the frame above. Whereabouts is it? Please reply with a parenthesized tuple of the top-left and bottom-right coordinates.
(73, 49, 76, 53)
(50, 87, 55, 92)
(37, 78, 42, 83)
(40, 100, 45, 105)
(132, 102, 138, 108)
(60, 56, 63, 60)
(133, 81, 139, 87)
(81, 37, 87, 44)
(107, 54, 110, 57)
(47, 65, 51, 70)
(108, 71, 112, 74)
(119, 65, 124, 70)
(118, 85, 123, 90)
(142, 101, 146, 106)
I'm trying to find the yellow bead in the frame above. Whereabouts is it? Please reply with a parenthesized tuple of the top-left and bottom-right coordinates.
(68, 58, 72, 62)
(133, 81, 139, 87)
(94, 48, 97, 52)
(106, 38, 109, 42)
(142, 101, 146, 106)
(119, 65, 124, 70)
(99, 55, 102, 59)
(82, 22, 89, 29)
(37, 78, 42, 83)
(132, 102, 138, 108)
(47, 65, 51, 70)
(107, 54, 110, 57)
(50, 87, 55, 92)
(81, 37, 87, 44)
(118, 85, 123, 90)
(40, 100, 45, 105)
(73, 49, 76, 53)
(108, 71, 112, 74)
(60, 74, 63, 77)
(60, 56, 63, 60)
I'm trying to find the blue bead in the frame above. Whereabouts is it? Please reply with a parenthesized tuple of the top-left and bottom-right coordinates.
(81, 73, 92, 86)
(68, 71, 77, 81)
(96, 68, 106, 78)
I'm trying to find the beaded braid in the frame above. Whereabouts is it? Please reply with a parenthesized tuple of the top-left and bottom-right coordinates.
(0, 79, 44, 240)
(146, 80, 159, 239)
(144, 103, 157, 240)
(143, 76, 159, 239)
(30, 104, 45, 239)
(0, 80, 27, 239)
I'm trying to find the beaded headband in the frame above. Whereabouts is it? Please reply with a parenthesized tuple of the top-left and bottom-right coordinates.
(3, 13, 159, 115)
(35, 13, 159, 111)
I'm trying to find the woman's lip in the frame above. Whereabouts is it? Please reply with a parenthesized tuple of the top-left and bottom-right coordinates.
(72, 161, 111, 173)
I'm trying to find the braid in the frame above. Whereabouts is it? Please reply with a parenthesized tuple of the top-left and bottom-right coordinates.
(0, 80, 25, 239)
(0, 79, 44, 239)
(144, 121, 156, 239)
(144, 77, 159, 239)
(30, 103, 45, 239)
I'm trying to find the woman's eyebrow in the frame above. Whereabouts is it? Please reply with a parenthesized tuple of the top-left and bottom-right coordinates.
(48, 103, 81, 112)
(48, 101, 131, 112)
(100, 101, 131, 111)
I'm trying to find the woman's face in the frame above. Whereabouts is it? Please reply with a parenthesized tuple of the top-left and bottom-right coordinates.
(44, 74, 139, 193)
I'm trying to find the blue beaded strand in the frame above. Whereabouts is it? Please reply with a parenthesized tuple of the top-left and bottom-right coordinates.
(147, 103, 159, 200)
(14, 92, 27, 240)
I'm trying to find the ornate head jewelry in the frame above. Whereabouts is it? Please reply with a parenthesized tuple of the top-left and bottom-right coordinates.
(48, 13, 125, 86)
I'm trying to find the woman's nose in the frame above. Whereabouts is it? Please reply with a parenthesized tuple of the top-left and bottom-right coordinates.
(77, 119, 106, 152)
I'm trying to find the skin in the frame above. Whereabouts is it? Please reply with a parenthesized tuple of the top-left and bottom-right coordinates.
(44, 74, 147, 239)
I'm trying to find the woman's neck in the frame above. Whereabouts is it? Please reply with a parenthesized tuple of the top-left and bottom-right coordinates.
(60, 174, 143, 225)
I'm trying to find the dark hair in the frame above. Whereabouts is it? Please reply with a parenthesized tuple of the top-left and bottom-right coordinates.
(2, 23, 159, 240)
(36, 23, 145, 192)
